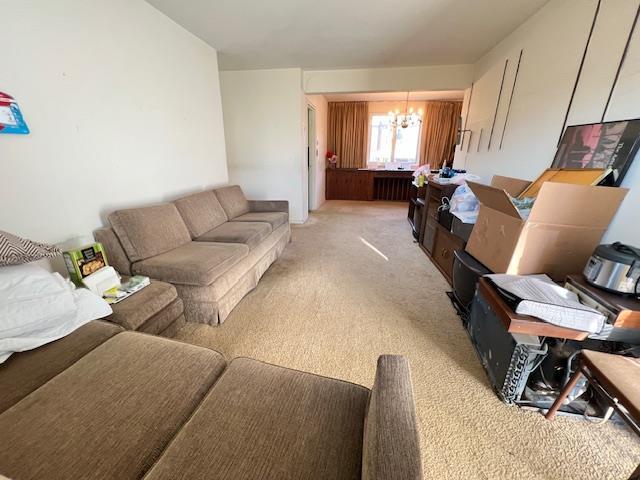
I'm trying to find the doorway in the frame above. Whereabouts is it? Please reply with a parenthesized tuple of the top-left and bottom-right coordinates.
(307, 105, 316, 211)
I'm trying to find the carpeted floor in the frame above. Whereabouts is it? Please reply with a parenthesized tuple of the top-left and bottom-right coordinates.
(176, 200, 640, 480)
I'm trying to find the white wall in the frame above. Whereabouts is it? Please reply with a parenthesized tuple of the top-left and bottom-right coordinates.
(303, 64, 473, 94)
(455, 0, 640, 245)
(220, 68, 307, 223)
(0, 0, 228, 245)
(305, 95, 328, 210)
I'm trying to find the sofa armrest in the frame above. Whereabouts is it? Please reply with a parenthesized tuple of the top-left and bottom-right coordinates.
(362, 355, 422, 480)
(248, 200, 289, 213)
(94, 227, 132, 276)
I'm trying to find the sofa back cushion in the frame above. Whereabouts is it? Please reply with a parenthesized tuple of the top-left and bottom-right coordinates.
(362, 355, 422, 480)
(174, 191, 228, 239)
(214, 186, 250, 220)
(109, 204, 191, 262)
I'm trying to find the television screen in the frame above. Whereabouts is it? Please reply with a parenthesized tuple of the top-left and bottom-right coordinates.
(552, 118, 640, 186)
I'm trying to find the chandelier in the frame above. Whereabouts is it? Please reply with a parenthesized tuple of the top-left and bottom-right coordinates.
(388, 92, 423, 129)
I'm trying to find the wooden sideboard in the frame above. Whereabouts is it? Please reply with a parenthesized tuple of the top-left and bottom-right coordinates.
(415, 180, 461, 284)
(326, 168, 413, 201)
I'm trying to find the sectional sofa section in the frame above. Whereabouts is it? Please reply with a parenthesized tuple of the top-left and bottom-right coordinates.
(95, 185, 290, 325)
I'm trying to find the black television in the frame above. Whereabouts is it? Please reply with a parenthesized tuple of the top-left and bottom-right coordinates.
(552, 118, 640, 186)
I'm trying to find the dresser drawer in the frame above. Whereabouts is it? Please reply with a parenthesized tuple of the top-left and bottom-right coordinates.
(432, 226, 465, 282)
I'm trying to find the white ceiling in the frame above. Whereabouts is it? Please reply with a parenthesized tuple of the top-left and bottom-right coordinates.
(147, 0, 549, 71)
(324, 90, 465, 102)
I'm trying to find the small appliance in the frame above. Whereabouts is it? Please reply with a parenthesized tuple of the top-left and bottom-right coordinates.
(583, 242, 640, 296)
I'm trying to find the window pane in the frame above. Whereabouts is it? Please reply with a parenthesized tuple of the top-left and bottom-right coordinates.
(369, 115, 393, 163)
(394, 116, 421, 163)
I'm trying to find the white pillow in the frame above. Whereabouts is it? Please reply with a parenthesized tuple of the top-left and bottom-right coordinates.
(0, 283, 113, 363)
(0, 264, 77, 337)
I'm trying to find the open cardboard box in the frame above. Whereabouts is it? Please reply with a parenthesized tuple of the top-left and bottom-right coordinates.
(465, 175, 628, 281)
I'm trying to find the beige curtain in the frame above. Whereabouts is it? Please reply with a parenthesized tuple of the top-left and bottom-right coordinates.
(420, 101, 463, 168)
(327, 102, 368, 169)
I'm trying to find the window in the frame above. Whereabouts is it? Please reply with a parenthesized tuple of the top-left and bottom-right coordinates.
(368, 114, 421, 164)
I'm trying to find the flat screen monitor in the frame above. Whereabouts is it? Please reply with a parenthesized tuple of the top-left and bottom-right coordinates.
(552, 118, 640, 186)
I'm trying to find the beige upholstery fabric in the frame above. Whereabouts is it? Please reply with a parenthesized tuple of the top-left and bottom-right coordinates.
(94, 227, 132, 275)
(157, 313, 186, 338)
(214, 185, 250, 219)
(0, 333, 226, 480)
(109, 203, 191, 262)
(248, 199, 289, 213)
(174, 190, 228, 238)
(106, 279, 178, 330)
(233, 211, 289, 229)
(132, 242, 248, 286)
(145, 357, 369, 480)
(175, 223, 290, 324)
(362, 355, 423, 480)
(137, 298, 184, 336)
(0, 321, 122, 414)
(196, 221, 272, 250)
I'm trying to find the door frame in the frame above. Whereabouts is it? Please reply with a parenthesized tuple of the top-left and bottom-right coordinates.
(306, 104, 317, 211)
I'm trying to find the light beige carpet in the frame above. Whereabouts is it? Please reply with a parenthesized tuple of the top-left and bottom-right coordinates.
(176, 200, 640, 480)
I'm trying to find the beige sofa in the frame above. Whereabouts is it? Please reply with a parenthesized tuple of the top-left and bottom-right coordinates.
(95, 185, 290, 325)
(0, 321, 423, 479)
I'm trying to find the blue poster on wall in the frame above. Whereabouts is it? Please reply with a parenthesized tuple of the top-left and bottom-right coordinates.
(0, 92, 30, 134)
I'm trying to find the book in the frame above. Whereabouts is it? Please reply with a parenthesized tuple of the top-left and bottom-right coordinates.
(103, 276, 150, 304)
(485, 274, 606, 334)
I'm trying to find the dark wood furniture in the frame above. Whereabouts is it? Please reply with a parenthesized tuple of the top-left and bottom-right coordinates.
(478, 278, 590, 340)
(545, 350, 640, 480)
(566, 274, 640, 330)
(407, 182, 426, 238)
(325, 168, 413, 201)
(418, 180, 460, 284)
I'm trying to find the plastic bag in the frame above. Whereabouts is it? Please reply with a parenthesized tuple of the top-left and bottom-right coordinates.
(449, 183, 479, 224)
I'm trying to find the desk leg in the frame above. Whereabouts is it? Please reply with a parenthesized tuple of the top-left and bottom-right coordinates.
(545, 368, 585, 420)
(630, 463, 640, 480)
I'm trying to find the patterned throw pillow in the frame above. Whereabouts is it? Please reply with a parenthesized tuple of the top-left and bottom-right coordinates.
(0, 230, 61, 267)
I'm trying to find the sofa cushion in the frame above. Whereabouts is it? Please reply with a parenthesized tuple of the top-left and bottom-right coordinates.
(0, 332, 226, 480)
(233, 211, 289, 229)
(196, 221, 272, 250)
(145, 357, 369, 480)
(132, 242, 248, 287)
(174, 190, 229, 239)
(105, 279, 178, 331)
(109, 204, 192, 262)
(0, 320, 122, 414)
(214, 185, 251, 219)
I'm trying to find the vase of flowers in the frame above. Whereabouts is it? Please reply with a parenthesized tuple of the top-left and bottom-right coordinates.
(326, 151, 338, 168)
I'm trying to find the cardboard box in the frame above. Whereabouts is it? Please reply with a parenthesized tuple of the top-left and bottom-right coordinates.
(465, 180, 628, 281)
(63, 242, 109, 286)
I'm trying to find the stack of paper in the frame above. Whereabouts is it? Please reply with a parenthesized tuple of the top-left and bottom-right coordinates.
(103, 276, 150, 304)
(485, 274, 606, 333)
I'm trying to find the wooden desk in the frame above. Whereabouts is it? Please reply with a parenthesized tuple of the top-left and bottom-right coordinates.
(325, 168, 413, 201)
(478, 278, 590, 341)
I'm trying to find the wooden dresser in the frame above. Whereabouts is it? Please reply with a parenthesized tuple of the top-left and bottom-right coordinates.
(418, 180, 462, 284)
(326, 168, 413, 201)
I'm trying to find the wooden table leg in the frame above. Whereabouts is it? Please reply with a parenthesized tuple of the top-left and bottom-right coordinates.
(629, 463, 640, 480)
(545, 368, 585, 420)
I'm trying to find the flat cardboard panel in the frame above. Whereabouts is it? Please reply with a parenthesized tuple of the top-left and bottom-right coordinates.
(518, 168, 607, 198)
(466, 181, 521, 218)
(465, 205, 524, 273)
(528, 183, 628, 227)
(490, 175, 531, 197)
(508, 223, 606, 281)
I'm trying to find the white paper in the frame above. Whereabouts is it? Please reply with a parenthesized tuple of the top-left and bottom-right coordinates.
(485, 274, 606, 333)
